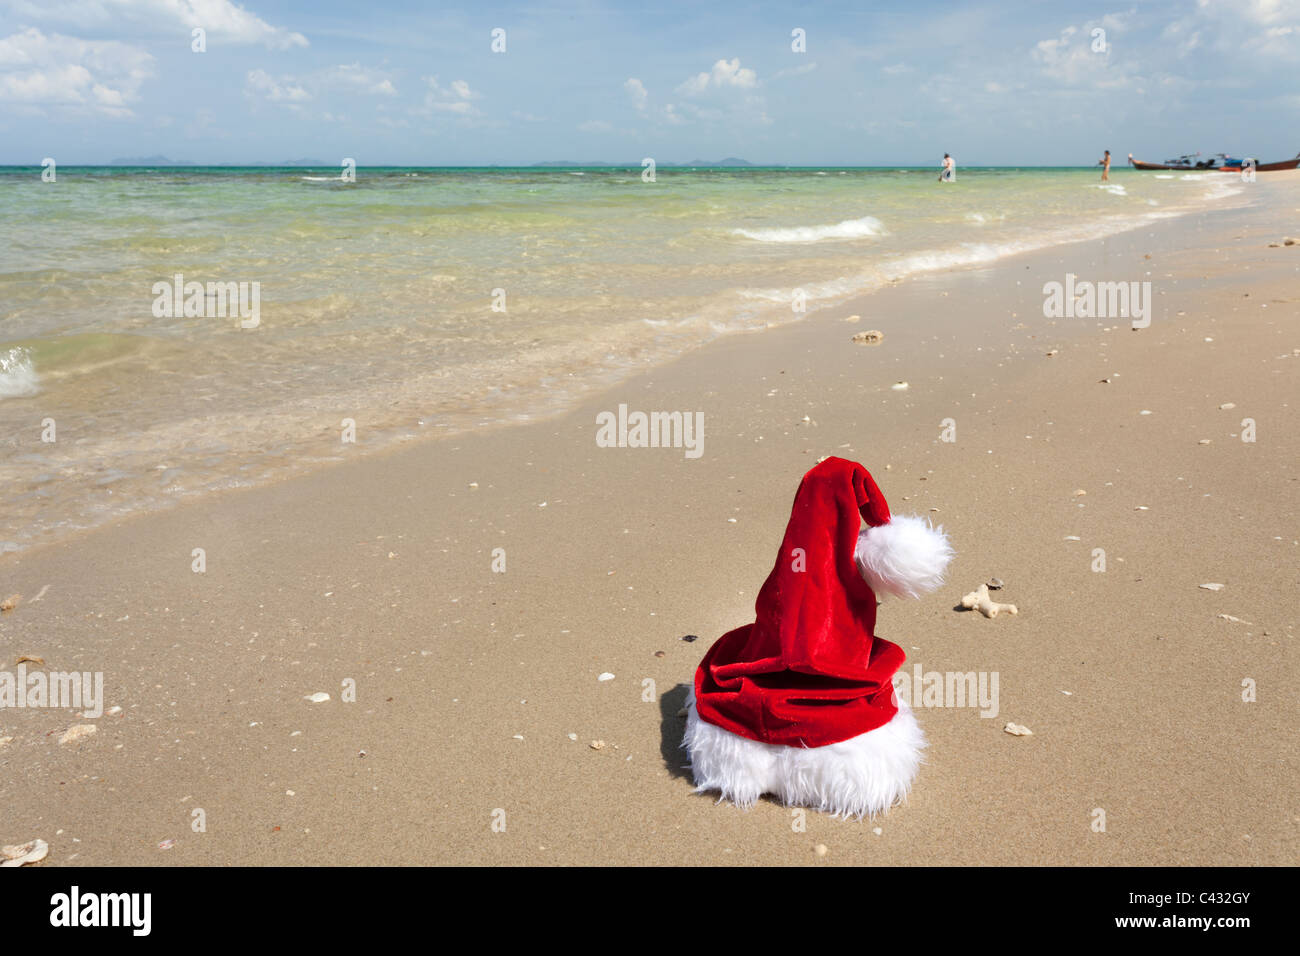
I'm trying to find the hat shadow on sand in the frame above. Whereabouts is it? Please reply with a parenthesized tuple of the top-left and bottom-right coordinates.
(657, 679, 811, 811)
(658, 682, 694, 781)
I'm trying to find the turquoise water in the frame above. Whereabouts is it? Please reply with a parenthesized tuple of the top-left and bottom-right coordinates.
(0, 165, 1247, 550)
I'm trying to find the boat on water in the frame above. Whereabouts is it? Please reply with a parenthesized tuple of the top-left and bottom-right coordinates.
(1127, 150, 1300, 172)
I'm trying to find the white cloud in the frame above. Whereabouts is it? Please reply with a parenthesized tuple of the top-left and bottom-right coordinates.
(420, 75, 482, 116)
(1229, 0, 1300, 26)
(1161, 0, 1300, 60)
(621, 77, 687, 126)
(245, 67, 309, 104)
(882, 63, 912, 75)
(676, 57, 758, 96)
(3, 0, 308, 49)
(624, 76, 648, 110)
(577, 119, 612, 132)
(1032, 23, 1131, 87)
(1034, 25, 1079, 61)
(329, 63, 397, 96)
(0, 27, 153, 116)
(243, 63, 398, 111)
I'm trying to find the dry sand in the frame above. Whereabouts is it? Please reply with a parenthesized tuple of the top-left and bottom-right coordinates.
(2, 174, 1297, 865)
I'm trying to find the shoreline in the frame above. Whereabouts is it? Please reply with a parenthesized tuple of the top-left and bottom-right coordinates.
(1, 172, 1257, 559)
(1, 174, 1296, 865)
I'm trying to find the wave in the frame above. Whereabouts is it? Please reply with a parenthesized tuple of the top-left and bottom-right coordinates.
(300, 175, 342, 182)
(0, 346, 39, 399)
(733, 215, 886, 243)
(738, 209, 1186, 312)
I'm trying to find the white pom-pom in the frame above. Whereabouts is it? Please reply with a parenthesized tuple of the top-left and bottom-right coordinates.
(855, 514, 954, 599)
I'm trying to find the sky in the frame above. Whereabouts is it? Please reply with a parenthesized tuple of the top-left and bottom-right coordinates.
(1, 0, 1298, 166)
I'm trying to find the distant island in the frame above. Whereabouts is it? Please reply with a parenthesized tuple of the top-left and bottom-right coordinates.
(96, 157, 764, 167)
(109, 155, 196, 166)
(101, 156, 756, 168)
(531, 158, 753, 167)
(109, 156, 329, 166)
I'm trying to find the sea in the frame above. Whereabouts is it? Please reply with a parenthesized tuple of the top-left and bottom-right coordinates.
(0, 164, 1247, 551)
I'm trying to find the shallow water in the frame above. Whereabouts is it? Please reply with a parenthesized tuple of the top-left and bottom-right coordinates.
(0, 164, 1248, 550)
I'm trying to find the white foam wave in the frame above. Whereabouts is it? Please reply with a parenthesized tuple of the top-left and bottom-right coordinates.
(738, 210, 1187, 311)
(642, 317, 696, 329)
(300, 175, 342, 182)
(0, 347, 40, 399)
(1092, 183, 1127, 195)
(1198, 179, 1245, 201)
(733, 215, 886, 243)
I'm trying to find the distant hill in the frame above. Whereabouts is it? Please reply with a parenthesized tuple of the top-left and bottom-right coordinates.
(531, 158, 753, 167)
(103, 157, 755, 168)
(109, 155, 196, 166)
(684, 158, 752, 166)
(108, 156, 330, 166)
(102, 157, 756, 168)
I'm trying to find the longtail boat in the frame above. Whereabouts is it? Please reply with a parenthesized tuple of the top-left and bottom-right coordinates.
(1127, 151, 1300, 172)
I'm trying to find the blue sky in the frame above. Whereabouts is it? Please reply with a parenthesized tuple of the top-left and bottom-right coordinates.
(1, 0, 1298, 165)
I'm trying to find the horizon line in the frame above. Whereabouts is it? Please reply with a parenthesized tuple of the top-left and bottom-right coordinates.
(1, 162, 1131, 169)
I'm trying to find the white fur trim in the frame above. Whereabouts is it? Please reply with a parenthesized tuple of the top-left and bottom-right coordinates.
(855, 514, 954, 599)
(683, 688, 925, 820)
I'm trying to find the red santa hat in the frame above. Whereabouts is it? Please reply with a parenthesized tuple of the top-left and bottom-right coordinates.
(684, 457, 953, 818)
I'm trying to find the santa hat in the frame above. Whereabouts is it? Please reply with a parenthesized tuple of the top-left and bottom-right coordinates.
(684, 457, 953, 818)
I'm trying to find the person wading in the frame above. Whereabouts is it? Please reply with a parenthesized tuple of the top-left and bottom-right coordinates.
(939, 153, 956, 182)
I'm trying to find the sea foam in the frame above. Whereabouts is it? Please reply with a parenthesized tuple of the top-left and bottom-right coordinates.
(0, 347, 39, 399)
(733, 215, 886, 243)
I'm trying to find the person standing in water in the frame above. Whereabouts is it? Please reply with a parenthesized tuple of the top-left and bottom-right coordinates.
(939, 153, 955, 182)
(1099, 150, 1111, 181)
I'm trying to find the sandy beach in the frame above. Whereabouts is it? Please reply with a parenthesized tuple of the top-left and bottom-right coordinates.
(2, 173, 1297, 867)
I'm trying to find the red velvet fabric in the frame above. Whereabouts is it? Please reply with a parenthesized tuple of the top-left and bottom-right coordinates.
(693, 457, 904, 748)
